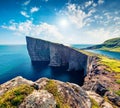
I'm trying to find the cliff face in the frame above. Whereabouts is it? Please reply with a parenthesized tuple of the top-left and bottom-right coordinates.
(26, 36, 89, 74)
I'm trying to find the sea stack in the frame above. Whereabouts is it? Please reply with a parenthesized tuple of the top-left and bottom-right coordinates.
(26, 36, 90, 75)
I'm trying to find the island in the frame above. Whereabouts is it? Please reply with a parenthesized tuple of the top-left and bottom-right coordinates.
(85, 37, 120, 52)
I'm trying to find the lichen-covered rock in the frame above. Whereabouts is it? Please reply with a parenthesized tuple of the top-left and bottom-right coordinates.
(19, 90, 56, 108)
(36, 78, 91, 108)
(101, 101, 113, 108)
(86, 91, 104, 105)
(0, 76, 34, 96)
(86, 91, 113, 108)
(0, 76, 92, 108)
(106, 92, 120, 107)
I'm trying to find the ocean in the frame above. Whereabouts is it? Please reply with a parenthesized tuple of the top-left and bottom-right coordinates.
(0, 45, 119, 85)
(0, 45, 84, 85)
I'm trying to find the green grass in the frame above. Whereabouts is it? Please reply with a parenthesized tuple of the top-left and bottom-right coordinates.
(98, 56, 120, 73)
(45, 80, 70, 108)
(115, 90, 120, 96)
(79, 49, 120, 73)
(90, 97, 99, 108)
(99, 47, 120, 53)
(115, 79, 120, 84)
(0, 84, 34, 108)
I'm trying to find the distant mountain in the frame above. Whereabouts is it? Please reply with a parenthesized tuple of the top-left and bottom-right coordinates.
(85, 37, 120, 52)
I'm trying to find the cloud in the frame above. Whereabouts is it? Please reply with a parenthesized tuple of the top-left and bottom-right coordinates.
(30, 7, 39, 13)
(23, 0, 31, 6)
(92, 3, 97, 7)
(20, 11, 30, 18)
(98, 0, 104, 4)
(1, 20, 64, 43)
(59, 3, 96, 29)
(44, 0, 48, 2)
(85, 1, 93, 7)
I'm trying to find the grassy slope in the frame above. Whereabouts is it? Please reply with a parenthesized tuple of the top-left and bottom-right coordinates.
(86, 37, 120, 52)
(99, 46, 120, 52)
(79, 49, 120, 73)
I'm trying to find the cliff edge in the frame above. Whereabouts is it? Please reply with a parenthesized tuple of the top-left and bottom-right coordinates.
(26, 36, 90, 75)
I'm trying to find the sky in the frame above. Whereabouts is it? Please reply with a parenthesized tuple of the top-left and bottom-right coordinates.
(0, 0, 120, 44)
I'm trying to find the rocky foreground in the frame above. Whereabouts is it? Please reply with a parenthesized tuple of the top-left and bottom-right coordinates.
(0, 76, 119, 108)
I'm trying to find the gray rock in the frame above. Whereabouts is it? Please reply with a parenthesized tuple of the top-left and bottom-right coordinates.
(19, 90, 56, 108)
(36, 78, 91, 108)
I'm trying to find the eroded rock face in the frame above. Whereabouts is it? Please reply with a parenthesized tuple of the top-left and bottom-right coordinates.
(26, 36, 89, 74)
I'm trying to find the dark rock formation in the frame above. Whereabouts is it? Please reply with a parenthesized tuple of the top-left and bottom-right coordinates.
(26, 36, 90, 75)
(92, 82, 108, 96)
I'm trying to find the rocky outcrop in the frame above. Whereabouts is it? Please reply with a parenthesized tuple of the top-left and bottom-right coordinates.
(0, 76, 91, 108)
(82, 56, 120, 107)
(0, 76, 34, 96)
(19, 90, 56, 108)
(26, 36, 90, 74)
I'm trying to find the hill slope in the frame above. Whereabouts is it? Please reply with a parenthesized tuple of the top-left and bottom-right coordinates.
(86, 37, 120, 52)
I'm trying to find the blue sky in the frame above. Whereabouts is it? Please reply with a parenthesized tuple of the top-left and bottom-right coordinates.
(0, 0, 120, 44)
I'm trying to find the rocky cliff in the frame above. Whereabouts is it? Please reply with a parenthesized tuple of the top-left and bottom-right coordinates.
(26, 36, 90, 75)
(0, 76, 116, 108)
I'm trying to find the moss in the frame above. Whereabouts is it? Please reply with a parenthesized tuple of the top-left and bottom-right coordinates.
(90, 97, 99, 108)
(115, 90, 120, 96)
(45, 80, 70, 108)
(0, 84, 34, 108)
(115, 79, 120, 84)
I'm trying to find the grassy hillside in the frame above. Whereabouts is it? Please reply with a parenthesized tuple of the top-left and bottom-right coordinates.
(86, 37, 120, 52)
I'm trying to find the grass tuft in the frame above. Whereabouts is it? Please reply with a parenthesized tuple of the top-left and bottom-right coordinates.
(45, 80, 70, 108)
(90, 97, 99, 108)
(0, 84, 34, 108)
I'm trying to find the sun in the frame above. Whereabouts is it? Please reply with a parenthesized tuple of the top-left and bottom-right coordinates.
(59, 19, 68, 27)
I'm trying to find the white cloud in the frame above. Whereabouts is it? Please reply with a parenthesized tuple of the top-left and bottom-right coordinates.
(85, 1, 93, 7)
(23, 0, 31, 6)
(1, 20, 64, 43)
(44, 0, 48, 2)
(92, 3, 97, 7)
(60, 4, 96, 29)
(30, 7, 39, 13)
(20, 11, 30, 18)
(98, 0, 104, 4)
(1, 20, 120, 44)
